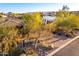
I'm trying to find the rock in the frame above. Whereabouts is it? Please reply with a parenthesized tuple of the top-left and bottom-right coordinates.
(16, 22, 24, 29)
(50, 43, 55, 48)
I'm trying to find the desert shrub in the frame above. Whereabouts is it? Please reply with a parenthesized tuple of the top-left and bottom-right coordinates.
(9, 47, 25, 56)
(0, 26, 19, 55)
(53, 11, 79, 37)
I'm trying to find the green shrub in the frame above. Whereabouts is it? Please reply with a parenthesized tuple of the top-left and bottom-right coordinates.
(53, 10, 79, 37)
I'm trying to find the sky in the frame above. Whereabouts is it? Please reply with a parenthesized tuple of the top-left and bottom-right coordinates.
(0, 3, 79, 13)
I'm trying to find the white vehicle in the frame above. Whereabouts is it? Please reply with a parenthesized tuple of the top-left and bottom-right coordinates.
(42, 16, 56, 24)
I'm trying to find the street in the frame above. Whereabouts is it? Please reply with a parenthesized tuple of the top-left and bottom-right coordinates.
(55, 38, 79, 56)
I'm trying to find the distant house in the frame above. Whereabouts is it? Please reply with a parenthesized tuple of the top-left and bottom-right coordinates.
(42, 16, 56, 24)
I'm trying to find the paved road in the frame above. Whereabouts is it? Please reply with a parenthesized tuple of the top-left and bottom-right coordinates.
(54, 39, 79, 56)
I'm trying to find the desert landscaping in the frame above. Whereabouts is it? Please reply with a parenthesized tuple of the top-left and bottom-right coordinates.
(0, 5, 79, 56)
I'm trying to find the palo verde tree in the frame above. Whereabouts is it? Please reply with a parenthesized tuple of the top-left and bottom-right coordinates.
(22, 12, 42, 34)
(22, 12, 43, 49)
